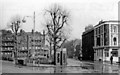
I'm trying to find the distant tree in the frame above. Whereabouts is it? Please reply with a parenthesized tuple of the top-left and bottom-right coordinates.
(63, 39, 82, 58)
(63, 40, 74, 58)
(44, 4, 70, 65)
(85, 24, 94, 31)
(8, 15, 22, 34)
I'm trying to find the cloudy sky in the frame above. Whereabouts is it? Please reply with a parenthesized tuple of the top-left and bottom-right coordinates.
(0, 0, 119, 40)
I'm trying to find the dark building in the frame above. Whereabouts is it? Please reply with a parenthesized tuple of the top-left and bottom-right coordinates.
(82, 27, 94, 61)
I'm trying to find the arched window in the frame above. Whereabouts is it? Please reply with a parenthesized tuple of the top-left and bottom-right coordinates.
(113, 37, 117, 45)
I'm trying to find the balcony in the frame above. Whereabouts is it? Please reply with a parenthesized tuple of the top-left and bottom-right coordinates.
(2, 43, 14, 47)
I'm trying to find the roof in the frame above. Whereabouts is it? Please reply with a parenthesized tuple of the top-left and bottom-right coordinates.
(82, 28, 94, 35)
(94, 20, 120, 27)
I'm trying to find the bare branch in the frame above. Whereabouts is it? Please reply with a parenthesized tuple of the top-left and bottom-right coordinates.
(44, 4, 70, 64)
(59, 39, 66, 48)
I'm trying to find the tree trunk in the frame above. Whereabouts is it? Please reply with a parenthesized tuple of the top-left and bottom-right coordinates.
(50, 41, 52, 58)
(14, 33, 18, 65)
(54, 38, 56, 65)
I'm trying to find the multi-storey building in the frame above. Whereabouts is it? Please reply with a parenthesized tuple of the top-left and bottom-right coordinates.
(94, 20, 120, 62)
(1, 29, 50, 65)
(16, 30, 49, 65)
(0, 31, 2, 60)
(1, 30, 14, 61)
(27, 31, 49, 65)
(82, 27, 94, 61)
(16, 31, 29, 65)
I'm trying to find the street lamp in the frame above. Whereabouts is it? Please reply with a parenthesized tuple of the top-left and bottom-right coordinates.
(22, 11, 43, 66)
(22, 12, 35, 66)
(22, 12, 36, 32)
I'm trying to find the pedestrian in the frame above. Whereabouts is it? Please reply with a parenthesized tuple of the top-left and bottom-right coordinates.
(110, 55, 113, 64)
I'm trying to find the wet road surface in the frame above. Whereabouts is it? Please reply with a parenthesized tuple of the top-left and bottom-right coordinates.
(1, 59, 120, 73)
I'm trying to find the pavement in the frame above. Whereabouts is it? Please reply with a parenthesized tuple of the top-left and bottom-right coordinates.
(67, 58, 120, 67)
(1, 58, 120, 73)
(2, 60, 54, 73)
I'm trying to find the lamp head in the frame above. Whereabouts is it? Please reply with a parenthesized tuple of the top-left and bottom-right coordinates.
(22, 19, 26, 23)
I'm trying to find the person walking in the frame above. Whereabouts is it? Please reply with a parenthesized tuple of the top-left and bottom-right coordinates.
(110, 55, 113, 64)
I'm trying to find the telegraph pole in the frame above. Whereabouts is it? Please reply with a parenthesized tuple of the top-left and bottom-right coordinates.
(33, 11, 35, 32)
(32, 11, 35, 66)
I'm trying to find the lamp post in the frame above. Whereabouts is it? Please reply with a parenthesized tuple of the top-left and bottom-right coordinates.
(22, 11, 35, 32)
(22, 11, 36, 66)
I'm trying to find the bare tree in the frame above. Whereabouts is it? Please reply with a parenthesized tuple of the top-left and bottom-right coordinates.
(85, 24, 94, 31)
(46, 33, 53, 58)
(44, 4, 70, 65)
(8, 15, 22, 64)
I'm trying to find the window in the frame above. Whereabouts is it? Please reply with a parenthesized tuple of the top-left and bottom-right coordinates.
(24, 47, 27, 50)
(113, 26, 117, 32)
(104, 49, 109, 57)
(98, 27, 100, 34)
(44, 54, 46, 56)
(95, 50, 98, 56)
(101, 35, 103, 46)
(22, 47, 24, 50)
(31, 40, 33, 42)
(97, 28, 99, 35)
(97, 36, 100, 46)
(111, 49, 118, 57)
(95, 29, 97, 35)
(8, 47, 10, 50)
(104, 33, 109, 46)
(30, 60, 33, 63)
(111, 25, 117, 33)
(29, 47, 31, 49)
(113, 37, 117, 45)
(35, 61, 38, 64)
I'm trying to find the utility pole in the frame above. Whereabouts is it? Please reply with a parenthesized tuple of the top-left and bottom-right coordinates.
(32, 11, 35, 66)
(33, 11, 35, 32)
(22, 11, 36, 66)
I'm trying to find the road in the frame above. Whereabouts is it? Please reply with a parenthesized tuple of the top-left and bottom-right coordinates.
(1, 58, 120, 73)
(66, 59, 120, 73)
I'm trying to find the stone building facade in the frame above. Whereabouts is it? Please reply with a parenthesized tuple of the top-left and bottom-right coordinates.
(93, 20, 120, 62)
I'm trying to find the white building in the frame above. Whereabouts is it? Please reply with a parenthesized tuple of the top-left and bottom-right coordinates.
(93, 20, 120, 62)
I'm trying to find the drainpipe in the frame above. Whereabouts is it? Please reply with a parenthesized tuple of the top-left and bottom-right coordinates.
(118, 48, 120, 64)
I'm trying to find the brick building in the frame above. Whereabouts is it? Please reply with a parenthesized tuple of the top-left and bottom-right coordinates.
(0, 30, 14, 61)
(82, 27, 94, 61)
(1, 29, 49, 65)
(26, 31, 49, 65)
(16, 30, 49, 65)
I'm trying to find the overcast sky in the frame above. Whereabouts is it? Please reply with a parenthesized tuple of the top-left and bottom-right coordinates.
(0, 0, 119, 40)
